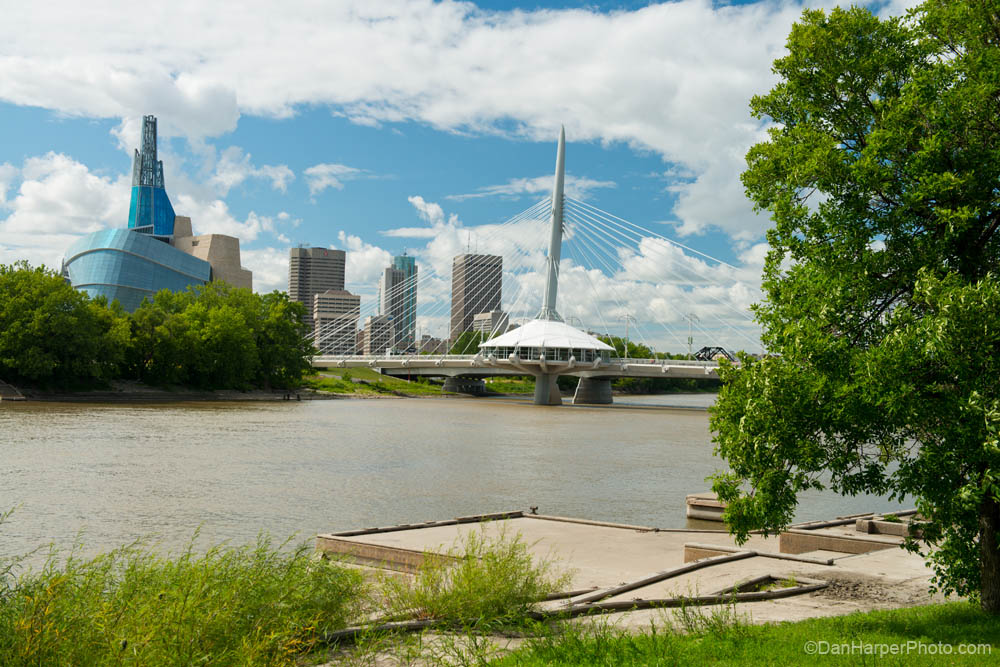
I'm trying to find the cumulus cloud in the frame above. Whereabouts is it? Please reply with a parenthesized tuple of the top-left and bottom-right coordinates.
(303, 163, 367, 196)
(337, 230, 393, 287)
(171, 194, 293, 243)
(0, 0, 820, 241)
(0, 153, 129, 268)
(0, 163, 17, 208)
(240, 246, 291, 294)
(209, 146, 294, 195)
(447, 174, 616, 201)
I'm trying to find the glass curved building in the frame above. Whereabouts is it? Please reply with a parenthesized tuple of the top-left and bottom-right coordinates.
(64, 228, 212, 312)
(63, 115, 250, 311)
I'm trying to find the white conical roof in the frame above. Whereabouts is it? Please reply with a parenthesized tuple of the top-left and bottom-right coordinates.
(480, 319, 614, 351)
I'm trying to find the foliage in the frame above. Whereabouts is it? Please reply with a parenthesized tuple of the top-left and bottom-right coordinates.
(497, 602, 999, 666)
(0, 262, 129, 388)
(0, 534, 367, 666)
(711, 1, 1000, 610)
(127, 282, 313, 389)
(0, 263, 314, 390)
(449, 331, 484, 355)
(598, 336, 721, 393)
(378, 525, 569, 628)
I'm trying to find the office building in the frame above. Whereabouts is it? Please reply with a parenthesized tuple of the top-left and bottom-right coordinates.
(361, 315, 395, 355)
(64, 115, 251, 311)
(472, 310, 509, 338)
(313, 289, 360, 355)
(288, 247, 346, 330)
(377, 254, 417, 349)
(450, 254, 502, 341)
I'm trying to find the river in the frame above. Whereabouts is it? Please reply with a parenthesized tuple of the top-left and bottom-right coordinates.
(0, 395, 907, 561)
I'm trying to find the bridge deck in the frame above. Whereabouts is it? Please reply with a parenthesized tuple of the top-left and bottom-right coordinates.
(312, 355, 722, 380)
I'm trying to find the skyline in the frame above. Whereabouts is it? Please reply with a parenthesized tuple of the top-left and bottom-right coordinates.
(0, 0, 920, 350)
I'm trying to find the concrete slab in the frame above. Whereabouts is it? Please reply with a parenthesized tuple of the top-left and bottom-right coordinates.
(319, 514, 777, 589)
(316, 508, 944, 633)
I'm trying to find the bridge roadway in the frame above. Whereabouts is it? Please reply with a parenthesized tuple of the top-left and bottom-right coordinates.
(313, 354, 721, 379)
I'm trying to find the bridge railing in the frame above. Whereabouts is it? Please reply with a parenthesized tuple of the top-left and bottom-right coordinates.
(609, 357, 716, 367)
(312, 354, 478, 362)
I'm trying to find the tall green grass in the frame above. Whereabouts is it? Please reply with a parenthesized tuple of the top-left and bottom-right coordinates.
(378, 526, 570, 628)
(0, 534, 366, 666)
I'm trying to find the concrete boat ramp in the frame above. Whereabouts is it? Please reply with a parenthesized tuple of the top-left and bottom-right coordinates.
(317, 509, 943, 628)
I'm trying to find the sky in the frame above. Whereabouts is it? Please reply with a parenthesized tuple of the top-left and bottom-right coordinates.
(0, 0, 919, 352)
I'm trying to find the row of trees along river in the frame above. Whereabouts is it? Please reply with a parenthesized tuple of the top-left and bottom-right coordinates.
(0, 261, 313, 391)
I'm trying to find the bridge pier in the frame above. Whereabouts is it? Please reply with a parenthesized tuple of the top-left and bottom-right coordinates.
(572, 377, 613, 405)
(533, 374, 562, 406)
(442, 377, 486, 396)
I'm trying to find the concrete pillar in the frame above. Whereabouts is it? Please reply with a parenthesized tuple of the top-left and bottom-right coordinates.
(533, 374, 562, 406)
(572, 377, 613, 405)
(442, 377, 486, 395)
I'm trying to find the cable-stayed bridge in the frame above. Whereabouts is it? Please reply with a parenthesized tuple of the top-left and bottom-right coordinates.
(313, 127, 760, 405)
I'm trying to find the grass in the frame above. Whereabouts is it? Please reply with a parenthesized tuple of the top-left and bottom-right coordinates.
(484, 377, 536, 395)
(303, 368, 448, 396)
(0, 532, 368, 666)
(494, 602, 999, 665)
(377, 525, 570, 628)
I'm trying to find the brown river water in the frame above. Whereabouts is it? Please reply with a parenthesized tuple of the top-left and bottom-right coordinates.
(0, 395, 906, 561)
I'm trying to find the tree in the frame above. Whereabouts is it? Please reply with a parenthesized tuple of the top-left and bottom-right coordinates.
(449, 332, 484, 355)
(710, 1, 1000, 611)
(0, 262, 128, 387)
(126, 283, 313, 389)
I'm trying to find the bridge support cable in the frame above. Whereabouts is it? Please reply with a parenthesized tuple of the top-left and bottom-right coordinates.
(562, 216, 676, 355)
(565, 226, 761, 355)
(565, 236, 686, 352)
(565, 196, 749, 274)
(563, 199, 763, 330)
(562, 207, 762, 351)
(563, 209, 761, 352)
(562, 202, 759, 323)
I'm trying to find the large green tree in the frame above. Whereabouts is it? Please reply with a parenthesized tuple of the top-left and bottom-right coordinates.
(127, 283, 313, 390)
(710, 1, 1000, 611)
(0, 262, 128, 387)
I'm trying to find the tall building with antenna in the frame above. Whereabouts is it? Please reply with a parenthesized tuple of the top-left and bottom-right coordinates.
(449, 254, 502, 342)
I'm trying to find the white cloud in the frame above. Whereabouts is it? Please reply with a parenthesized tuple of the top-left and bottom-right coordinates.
(303, 163, 367, 196)
(447, 174, 616, 201)
(172, 194, 292, 243)
(337, 231, 393, 286)
(10, 153, 129, 233)
(0, 0, 822, 241)
(0, 163, 17, 209)
(240, 246, 290, 294)
(209, 146, 294, 195)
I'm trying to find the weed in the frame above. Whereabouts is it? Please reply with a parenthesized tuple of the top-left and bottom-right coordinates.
(378, 524, 570, 629)
(0, 531, 367, 666)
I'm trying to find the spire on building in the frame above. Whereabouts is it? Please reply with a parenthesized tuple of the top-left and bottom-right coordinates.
(127, 115, 176, 238)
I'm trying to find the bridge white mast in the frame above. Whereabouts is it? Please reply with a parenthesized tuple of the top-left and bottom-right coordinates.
(537, 125, 565, 322)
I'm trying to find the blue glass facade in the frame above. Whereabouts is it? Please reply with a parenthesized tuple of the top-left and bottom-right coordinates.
(65, 229, 211, 312)
(127, 185, 175, 237)
(391, 254, 418, 346)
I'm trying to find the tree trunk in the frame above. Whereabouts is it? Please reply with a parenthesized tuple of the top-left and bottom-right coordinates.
(981, 493, 1000, 613)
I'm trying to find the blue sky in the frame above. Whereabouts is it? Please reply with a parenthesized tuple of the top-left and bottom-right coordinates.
(0, 0, 918, 351)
